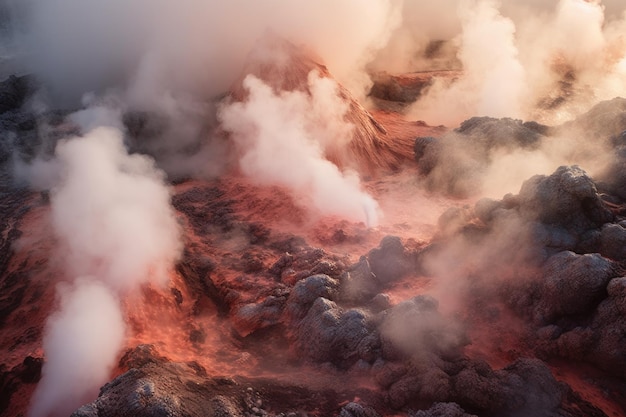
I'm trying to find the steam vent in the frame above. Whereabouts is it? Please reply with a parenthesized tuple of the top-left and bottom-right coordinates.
(2, 1, 626, 417)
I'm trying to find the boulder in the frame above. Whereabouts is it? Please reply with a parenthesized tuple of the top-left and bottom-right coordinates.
(410, 402, 476, 417)
(339, 402, 381, 417)
(517, 166, 613, 232)
(282, 274, 338, 325)
(533, 251, 617, 324)
(367, 236, 415, 284)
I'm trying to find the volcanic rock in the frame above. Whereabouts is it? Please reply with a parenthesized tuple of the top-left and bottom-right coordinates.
(561, 97, 626, 141)
(229, 32, 415, 176)
(369, 71, 461, 104)
(339, 402, 381, 417)
(290, 297, 374, 368)
(517, 166, 613, 232)
(455, 117, 547, 149)
(414, 117, 549, 197)
(283, 274, 338, 325)
(75, 345, 389, 417)
(341, 256, 379, 303)
(367, 236, 416, 285)
(232, 295, 286, 337)
(532, 251, 617, 324)
(340, 236, 418, 304)
(410, 402, 476, 417)
(413, 136, 440, 176)
(379, 295, 467, 362)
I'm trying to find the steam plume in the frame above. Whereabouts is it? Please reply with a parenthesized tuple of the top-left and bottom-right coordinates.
(28, 280, 125, 417)
(29, 119, 181, 417)
(219, 72, 380, 226)
(410, 0, 526, 125)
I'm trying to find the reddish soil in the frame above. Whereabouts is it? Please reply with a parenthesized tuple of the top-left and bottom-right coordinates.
(1, 107, 625, 417)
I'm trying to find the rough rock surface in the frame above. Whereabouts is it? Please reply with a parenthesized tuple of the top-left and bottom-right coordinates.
(429, 163, 626, 381)
(74, 345, 387, 417)
(410, 402, 476, 417)
(414, 117, 549, 197)
(531, 251, 617, 324)
(517, 166, 613, 232)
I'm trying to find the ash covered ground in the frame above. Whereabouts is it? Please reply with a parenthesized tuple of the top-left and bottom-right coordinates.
(2, 1, 626, 417)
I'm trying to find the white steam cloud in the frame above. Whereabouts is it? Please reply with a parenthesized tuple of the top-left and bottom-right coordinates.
(219, 71, 380, 227)
(29, 118, 181, 417)
(411, 0, 526, 126)
(29, 280, 125, 417)
(407, 0, 626, 125)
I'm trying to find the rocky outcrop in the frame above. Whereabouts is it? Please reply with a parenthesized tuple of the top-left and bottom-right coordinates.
(531, 251, 617, 324)
(414, 117, 549, 198)
(74, 345, 387, 417)
(229, 32, 415, 176)
(517, 166, 613, 232)
(427, 163, 626, 380)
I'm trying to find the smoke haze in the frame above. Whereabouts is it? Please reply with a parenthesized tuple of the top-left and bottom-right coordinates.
(1, 0, 625, 415)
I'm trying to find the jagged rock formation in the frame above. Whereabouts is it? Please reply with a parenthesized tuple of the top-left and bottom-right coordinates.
(228, 32, 415, 176)
(427, 163, 626, 384)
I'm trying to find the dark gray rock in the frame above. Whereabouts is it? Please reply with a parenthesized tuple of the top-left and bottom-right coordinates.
(517, 166, 613, 232)
(292, 297, 374, 368)
(599, 223, 626, 260)
(410, 402, 476, 417)
(282, 274, 338, 325)
(71, 365, 245, 417)
(414, 136, 441, 176)
(338, 402, 380, 417)
(533, 251, 617, 324)
(341, 256, 379, 303)
(452, 358, 563, 416)
(367, 236, 415, 284)
(571, 277, 626, 377)
(561, 97, 626, 141)
(232, 295, 286, 337)
(455, 117, 545, 150)
(415, 117, 548, 198)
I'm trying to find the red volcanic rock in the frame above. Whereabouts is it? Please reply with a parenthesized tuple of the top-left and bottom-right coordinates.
(228, 32, 415, 176)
